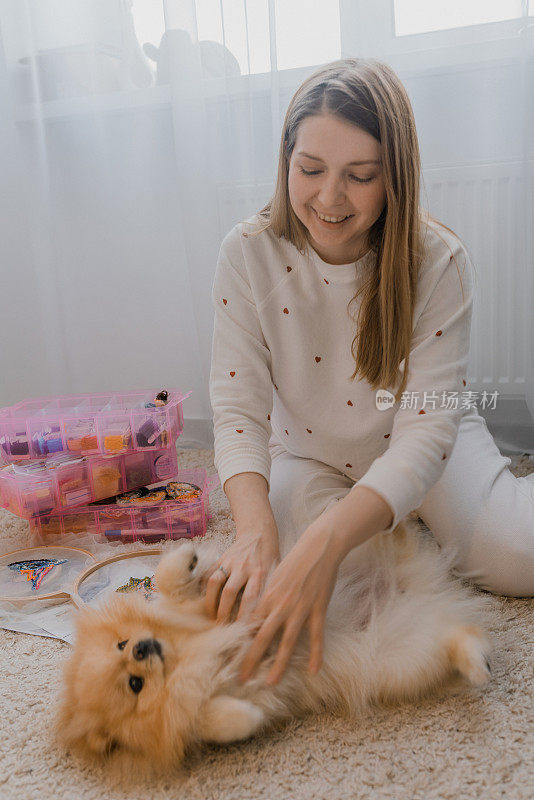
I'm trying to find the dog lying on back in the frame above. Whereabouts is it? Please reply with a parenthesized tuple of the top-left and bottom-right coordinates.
(56, 522, 492, 777)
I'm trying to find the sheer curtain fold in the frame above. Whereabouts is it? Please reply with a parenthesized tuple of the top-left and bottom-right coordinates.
(0, 1, 532, 450)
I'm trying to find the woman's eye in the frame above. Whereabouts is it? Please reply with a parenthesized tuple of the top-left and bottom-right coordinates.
(349, 174, 373, 183)
(117, 640, 128, 651)
(299, 166, 372, 183)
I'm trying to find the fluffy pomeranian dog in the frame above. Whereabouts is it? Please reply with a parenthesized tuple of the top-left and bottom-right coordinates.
(56, 521, 492, 776)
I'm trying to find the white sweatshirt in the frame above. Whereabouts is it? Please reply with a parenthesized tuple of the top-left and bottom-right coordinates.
(209, 214, 475, 534)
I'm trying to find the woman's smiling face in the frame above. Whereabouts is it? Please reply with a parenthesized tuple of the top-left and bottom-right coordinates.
(288, 113, 387, 265)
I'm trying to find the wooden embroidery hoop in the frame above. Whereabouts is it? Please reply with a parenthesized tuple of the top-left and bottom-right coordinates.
(71, 548, 163, 609)
(0, 545, 96, 605)
(1, 546, 164, 609)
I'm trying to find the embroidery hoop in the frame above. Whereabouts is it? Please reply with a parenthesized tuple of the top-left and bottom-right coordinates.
(71, 549, 163, 609)
(0, 546, 165, 609)
(0, 545, 96, 605)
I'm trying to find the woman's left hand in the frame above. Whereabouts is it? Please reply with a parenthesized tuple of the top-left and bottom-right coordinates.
(238, 523, 343, 686)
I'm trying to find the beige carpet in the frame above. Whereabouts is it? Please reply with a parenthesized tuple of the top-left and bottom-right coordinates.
(1, 449, 533, 800)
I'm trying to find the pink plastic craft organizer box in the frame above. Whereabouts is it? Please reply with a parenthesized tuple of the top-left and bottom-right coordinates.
(30, 469, 220, 544)
(0, 390, 191, 463)
(0, 447, 178, 520)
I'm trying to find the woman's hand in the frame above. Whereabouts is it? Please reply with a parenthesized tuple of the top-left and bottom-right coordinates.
(238, 523, 343, 686)
(204, 527, 280, 624)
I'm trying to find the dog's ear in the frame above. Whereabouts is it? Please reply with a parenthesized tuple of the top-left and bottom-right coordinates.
(87, 730, 121, 757)
(56, 697, 117, 761)
(70, 723, 121, 761)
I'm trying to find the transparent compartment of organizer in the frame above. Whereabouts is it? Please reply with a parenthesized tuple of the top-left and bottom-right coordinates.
(0, 447, 179, 520)
(0, 389, 191, 463)
(30, 469, 220, 545)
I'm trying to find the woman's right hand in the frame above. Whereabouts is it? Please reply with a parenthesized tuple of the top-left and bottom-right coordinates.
(204, 528, 280, 624)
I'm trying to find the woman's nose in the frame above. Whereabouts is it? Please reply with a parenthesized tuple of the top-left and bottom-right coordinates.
(317, 176, 345, 207)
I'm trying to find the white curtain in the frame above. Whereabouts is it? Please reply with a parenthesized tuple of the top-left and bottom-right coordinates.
(0, 1, 532, 451)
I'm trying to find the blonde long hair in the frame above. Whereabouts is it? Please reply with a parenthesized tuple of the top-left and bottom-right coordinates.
(245, 58, 468, 402)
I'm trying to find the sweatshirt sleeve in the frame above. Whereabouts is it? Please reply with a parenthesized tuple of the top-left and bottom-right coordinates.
(209, 227, 273, 493)
(353, 243, 476, 533)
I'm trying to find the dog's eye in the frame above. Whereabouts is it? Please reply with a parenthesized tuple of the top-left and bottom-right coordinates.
(117, 640, 128, 651)
(189, 553, 198, 572)
(129, 675, 144, 694)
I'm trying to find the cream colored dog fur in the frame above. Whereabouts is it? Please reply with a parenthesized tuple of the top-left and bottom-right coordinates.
(56, 521, 492, 777)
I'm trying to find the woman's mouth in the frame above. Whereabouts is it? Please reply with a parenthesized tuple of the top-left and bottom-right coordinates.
(311, 207, 354, 228)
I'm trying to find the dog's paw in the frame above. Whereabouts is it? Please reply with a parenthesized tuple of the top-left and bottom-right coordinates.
(155, 543, 200, 599)
(446, 625, 492, 687)
(198, 696, 266, 743)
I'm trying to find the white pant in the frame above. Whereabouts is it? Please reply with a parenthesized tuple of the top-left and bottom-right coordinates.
(268, 407, 534, 597)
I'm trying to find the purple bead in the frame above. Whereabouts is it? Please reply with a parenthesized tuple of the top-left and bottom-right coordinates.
(47, 438, 63, 453)
(136, 419, 161, 447)
(10, 440, 29, 456)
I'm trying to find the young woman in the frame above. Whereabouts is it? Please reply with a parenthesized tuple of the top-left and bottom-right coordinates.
(206, 58, 534, 687)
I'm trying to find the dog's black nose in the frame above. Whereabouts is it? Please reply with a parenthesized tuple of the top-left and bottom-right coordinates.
(132, 639, 162, 661)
